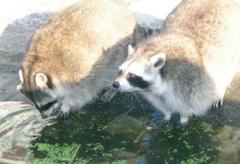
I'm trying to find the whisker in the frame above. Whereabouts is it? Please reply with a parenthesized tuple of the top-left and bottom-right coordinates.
(133, 92, 144, 109)
(127, 92, 133, 105)
(129, 92, 134, 106)
(89, 79, 114, 86)
(97, 79, 113, 83)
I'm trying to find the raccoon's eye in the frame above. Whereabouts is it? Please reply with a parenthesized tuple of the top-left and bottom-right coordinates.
(127, 73, 150, 89)
(118, 69, 122, 76)
(127, 73, 137, 79)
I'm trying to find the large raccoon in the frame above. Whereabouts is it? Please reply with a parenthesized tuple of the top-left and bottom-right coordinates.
(113, 0, 240, 124)
(17, 0, 138, 118)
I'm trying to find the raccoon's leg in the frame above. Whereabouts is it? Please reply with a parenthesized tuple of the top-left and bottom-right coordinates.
(212, 80, 226, 109)
(212, 60, 240, 108)
(141, 93, 172, 121)
(204, 53, 239, 109)
(153, 102, 171, 121)
(180, 116, 189, 124)
(210, 80, 230, 109)
(161, 108, 171, 121)
(206, 77, 226, 109)
(151, 98, 171, 121)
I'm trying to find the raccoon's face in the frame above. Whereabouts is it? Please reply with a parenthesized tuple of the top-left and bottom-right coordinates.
(17, 68, 59, 118)
(113, 45, 166, 92)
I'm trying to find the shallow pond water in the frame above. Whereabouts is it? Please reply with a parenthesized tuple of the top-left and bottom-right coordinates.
(0, 92, 240, 164)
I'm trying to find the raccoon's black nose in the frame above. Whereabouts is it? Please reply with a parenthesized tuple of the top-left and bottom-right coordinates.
(112, 81, 120, 88)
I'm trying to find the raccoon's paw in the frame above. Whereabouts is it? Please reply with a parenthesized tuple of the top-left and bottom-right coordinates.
(212, 99, 223, 109)
(163, 113, 171, 122)
(59, 104, 70, 119)
(179, 112, 190, 125)
(180, 116, 189, 125)
(51, 102, 62, 114)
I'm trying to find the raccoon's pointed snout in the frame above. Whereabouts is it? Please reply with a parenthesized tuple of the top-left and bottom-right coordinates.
(112, 81, 120, 88)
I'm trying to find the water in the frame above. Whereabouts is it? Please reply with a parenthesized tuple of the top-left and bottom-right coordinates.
(0, 91, 240, 164)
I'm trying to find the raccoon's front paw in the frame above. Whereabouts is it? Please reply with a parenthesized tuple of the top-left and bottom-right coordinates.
(163, 113, 171, 122)
(179, 112, 191, 125)
(212, 99, 223, 109)
(180, 116, 189, 125)
(58, 103, 71, 119)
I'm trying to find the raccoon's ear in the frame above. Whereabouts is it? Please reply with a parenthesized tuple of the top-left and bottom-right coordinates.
(150, 53, 166, 68)
(17, 69, 24, 91)
(35, 73, 49, 89)
(19, 69, 24, 83)
(128, 45, 135, 55)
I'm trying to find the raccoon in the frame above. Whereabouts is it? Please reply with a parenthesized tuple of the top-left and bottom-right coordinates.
(17, 0, 138, 118)
(113, 0, 240, 124)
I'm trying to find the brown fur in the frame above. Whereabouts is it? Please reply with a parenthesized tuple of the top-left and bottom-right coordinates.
(21, 0, 136, 91)
(18, 0, 140, 116)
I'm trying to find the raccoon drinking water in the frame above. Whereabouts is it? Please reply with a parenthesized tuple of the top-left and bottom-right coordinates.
(113, 0, 240, 124)
(17, 0, 138, 118)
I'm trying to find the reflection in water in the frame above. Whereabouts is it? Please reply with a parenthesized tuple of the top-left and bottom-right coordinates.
(1, 94, 240, 163)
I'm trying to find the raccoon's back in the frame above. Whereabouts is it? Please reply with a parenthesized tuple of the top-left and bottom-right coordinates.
(163, 0, 240, 81)
(37, 0, 136, 57)
(165, 0, 240, 49)
(24, 0, 136, 84)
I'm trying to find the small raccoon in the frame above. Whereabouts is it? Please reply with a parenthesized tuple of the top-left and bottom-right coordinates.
(17, 0, 138, 118)
(113, 0, 240, 124)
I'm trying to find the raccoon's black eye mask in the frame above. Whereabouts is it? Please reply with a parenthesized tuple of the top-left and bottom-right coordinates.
(127, 73, 150, 89)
